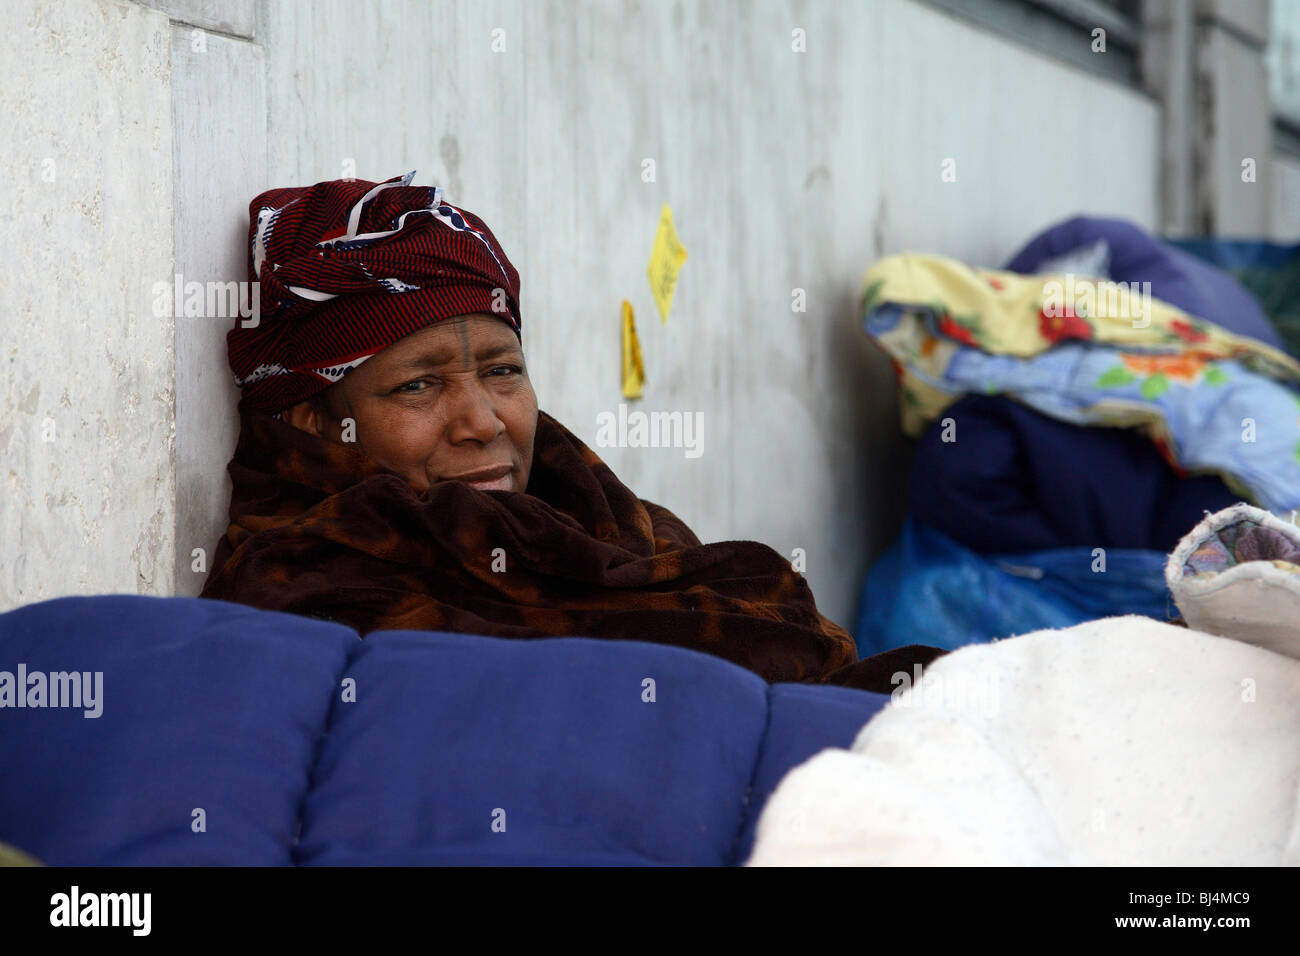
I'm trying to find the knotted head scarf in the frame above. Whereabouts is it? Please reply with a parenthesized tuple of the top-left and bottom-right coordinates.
(227, 170, 521, 415)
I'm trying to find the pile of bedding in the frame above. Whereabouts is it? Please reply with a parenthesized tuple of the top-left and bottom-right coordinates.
(855, 217, 1300, 657)
(751, 502, 1300, 866)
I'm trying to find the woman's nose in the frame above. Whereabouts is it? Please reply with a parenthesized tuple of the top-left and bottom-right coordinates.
(444, 383, 505, 445)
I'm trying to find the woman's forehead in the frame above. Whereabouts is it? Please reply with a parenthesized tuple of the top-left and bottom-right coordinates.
(367, 314, 523, 372)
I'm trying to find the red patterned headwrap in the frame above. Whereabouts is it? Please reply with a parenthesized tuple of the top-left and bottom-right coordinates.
(227, 170, 522, 415)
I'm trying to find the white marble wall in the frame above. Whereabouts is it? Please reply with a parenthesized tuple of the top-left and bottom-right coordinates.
(1, 0, 174, 606)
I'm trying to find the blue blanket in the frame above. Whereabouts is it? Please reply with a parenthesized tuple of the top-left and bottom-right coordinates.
(907, 394, 1241, 554)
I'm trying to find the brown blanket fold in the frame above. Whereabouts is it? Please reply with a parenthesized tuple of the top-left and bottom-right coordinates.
(200, 407, 942, 690)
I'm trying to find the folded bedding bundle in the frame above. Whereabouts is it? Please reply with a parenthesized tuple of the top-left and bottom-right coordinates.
(912, 216, 1285, 556)
(751, 502, 1300, 866)
(855, 218, 1300, 654)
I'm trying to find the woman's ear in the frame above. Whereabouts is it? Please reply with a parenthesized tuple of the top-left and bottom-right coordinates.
(282, 399, 326, 438)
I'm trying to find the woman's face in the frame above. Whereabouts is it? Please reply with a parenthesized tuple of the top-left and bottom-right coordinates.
(284, 313, 538, 494)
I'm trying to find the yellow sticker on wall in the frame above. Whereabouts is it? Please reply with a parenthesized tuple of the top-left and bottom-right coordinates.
(622, 300, 646, 399)
(647, 203, 688, 324)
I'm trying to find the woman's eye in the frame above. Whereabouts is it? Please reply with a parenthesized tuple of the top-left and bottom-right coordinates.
(394, 380, 429, 393)
(487, 365, 521, 377)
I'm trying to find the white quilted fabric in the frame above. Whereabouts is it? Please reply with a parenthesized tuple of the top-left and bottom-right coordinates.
(747, 504, 1300, 866)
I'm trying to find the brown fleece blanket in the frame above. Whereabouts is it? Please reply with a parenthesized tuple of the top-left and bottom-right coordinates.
(200, 408, 943, 690)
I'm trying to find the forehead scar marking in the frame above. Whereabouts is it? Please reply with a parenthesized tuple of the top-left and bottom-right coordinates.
(456, 318, 473, 365)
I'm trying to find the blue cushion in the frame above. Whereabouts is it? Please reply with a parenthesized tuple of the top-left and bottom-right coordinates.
(0, 595, 354, 865)
(0, 597, 893, 866)
(297, 630, 771, 866)
(734, 684, 890, 861)
(1004, 215, 1285, 350)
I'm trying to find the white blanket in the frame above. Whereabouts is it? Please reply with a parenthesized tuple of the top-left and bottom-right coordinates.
(747, 505, 1300, 866)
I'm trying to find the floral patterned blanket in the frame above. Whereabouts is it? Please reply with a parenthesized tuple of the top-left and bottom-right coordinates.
(862, 254, 1300, 513)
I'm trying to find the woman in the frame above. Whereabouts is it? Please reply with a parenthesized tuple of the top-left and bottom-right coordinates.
(200, 172, 941, 690)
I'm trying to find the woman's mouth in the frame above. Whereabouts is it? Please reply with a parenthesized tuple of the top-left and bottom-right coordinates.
(441, 464, 513, 492)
